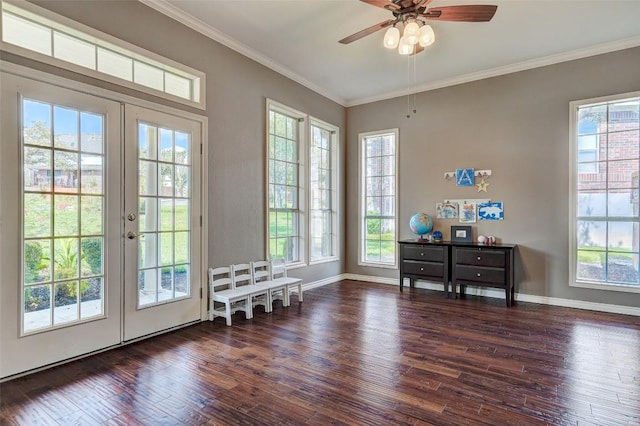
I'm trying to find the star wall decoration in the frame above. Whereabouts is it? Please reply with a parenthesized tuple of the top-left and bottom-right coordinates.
(476, 178, 489, 192)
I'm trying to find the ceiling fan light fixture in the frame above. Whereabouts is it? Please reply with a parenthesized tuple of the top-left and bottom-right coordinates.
(418, 24, 435, 47)
(383, 26, 400, 49)
(403, 21, 420, 45)
(398, 36, 413, 55)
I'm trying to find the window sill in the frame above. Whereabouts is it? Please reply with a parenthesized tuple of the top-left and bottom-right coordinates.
(571, 280, 640, 294)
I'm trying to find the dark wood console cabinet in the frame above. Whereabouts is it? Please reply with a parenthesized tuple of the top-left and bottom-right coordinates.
(398, 241, 450, 297)
(398, 240, 517, 306)
(451, 243, 516, 307)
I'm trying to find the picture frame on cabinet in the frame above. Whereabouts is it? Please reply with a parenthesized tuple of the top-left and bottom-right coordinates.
(451, 225, 473, 243)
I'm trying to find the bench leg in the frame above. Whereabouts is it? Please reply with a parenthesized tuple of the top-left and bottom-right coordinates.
(265, 292, 273, 313)
(225, 303, 232, 326)
(297, 284, 303, 302)
(283, 287, 291, 307)
(245, 297, 253, 319)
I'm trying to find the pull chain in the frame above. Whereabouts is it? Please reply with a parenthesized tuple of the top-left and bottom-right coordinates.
(406, 47, 418, 118)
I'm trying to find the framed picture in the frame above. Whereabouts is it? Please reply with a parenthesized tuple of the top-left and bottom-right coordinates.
(451, 225, 473, 243)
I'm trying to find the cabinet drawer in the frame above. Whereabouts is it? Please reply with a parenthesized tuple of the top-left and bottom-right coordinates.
(455, 265, 505, 285)
(403, 260, 444, 279)
(403, 245, 444, 262)
(455, 249, 505, 268)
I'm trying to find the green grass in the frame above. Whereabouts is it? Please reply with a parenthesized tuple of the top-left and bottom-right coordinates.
(24, 195, 191, 281)
(577, 247, 635, 264)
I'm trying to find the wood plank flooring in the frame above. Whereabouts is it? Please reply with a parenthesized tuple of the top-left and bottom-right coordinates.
(1, 280, 639, 425)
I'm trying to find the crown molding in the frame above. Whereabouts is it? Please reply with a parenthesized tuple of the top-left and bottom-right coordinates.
(138, 0, 640, 109)
(139, 0, 347, 106)
(347, 35, 640, 107)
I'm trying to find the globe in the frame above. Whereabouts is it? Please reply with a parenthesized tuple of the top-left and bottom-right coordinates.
(409, 213, 433, 238)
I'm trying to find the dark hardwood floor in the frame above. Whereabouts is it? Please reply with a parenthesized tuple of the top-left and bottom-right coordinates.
(1, 280, 639, 425)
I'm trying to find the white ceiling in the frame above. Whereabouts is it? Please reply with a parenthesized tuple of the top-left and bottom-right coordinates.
(143, 0, 640, 107)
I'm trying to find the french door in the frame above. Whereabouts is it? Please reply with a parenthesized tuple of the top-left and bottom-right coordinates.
(123, 105, 202, 341)
(0, 73, 203, 379)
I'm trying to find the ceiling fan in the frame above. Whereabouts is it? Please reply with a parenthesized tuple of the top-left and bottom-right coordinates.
(339, 0, 497, 55)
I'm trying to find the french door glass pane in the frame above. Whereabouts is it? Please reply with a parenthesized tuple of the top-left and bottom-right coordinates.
(22, 98, 106, 333)
(138, 122, 192, 308)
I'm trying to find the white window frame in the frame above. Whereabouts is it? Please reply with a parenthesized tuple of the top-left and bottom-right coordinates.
(569, 90, 640, 294)
(358, 129, 398, 269)
(308, 117, 339, 265)
(266, 99, 306, 267)
(1, 0, 205, 109)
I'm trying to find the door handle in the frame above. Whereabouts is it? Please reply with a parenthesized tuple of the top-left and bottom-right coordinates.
(127, 231, 137, 240)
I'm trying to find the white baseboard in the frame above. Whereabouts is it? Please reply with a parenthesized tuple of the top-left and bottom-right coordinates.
(334, 274, 640, 317)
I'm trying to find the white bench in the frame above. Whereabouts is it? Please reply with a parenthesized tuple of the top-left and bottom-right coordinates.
(208, 260, 303, 326)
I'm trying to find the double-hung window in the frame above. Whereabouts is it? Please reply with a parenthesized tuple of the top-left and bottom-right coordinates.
(266, 101, 339, 266)
(267, 101, 305, 264)
(570, 92, 640, 292)
(309, 119, 338, 263)
(359, 129, 398, 267)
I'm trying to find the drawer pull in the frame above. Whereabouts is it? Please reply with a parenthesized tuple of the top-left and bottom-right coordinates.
(476, 273, 481, 277)
(420, 252, 424, 256)
(477, 256, 482, 261)
(420, 267, 424, 271)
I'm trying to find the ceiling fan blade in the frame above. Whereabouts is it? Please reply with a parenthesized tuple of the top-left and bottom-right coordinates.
(413, 0, 433, 9)
(339, 19, 396, 44)
(422, 5, 498, 22)
(359, 0, 401, 11)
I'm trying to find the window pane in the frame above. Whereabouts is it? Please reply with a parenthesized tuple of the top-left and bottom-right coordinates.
(23, 100, 52, 147)
(80, 154, 103, 194)
(54, 195, 79, 237)
(607, 253, 639, 285)
(160, 128, 173, 162)
(3, 12, 52, 55)
(165, 72, 191, 100)
(608, 222, 636, 251)
(53, 32, 95, 70)
(139, 123, 158, 160)
(81, 237, 103, 277)
(53, 106, 79, 150)
(175, 231, 189, 264)
(54, 151, 79, 192)
(24, 284, 52, 332)
(577, 162, 607, 191)
(139, 233, 157, 269)
(139, 197, 158, 232)
(608, 99, 639, 133)
(577, 221, 606, 249)
(139, 161, 158, 196)
(134, 61, 163, 91)
(608, 130, 639, 160)
(97, 47, 133, 81)
(578, 105, 607, 135)
(608, 159, 638, 189)
(80, 112, 103, 154)
(54, 238, 80, 280)
(80, 278, 103, 320)
(577, 191, 606, 217)
(81, 196, 103, 235)
(160, 198, 174, 232)
(54, 281, 79, 325)
(24, 194, 51, 238)
(24, 240, 51, 284)
(175, 131, 190, 165)
(608, 189, 635, 217)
